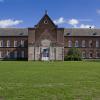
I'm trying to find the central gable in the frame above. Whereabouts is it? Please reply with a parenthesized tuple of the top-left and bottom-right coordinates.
(35, 13, 58, 42)
(35, 13, 57, 29)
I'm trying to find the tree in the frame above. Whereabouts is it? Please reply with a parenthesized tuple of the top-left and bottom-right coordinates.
(64, 48, 82, 61)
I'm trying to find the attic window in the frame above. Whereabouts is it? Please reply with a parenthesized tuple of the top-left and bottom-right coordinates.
(66, 33, 71, 35)
(19, 33, 24, 35)
(44, 20, 48, 24)
(93, 32, 97, 36)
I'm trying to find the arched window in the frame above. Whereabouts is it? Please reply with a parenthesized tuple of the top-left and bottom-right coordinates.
(14, 40, 17, 47)
(82, 40, 86, 47)
(21, 40, 24, 47)
(0, 40, 3, 47)
(89, 51, 93, 58)
(82, 51, 86, 58)
(75, 40, 79, 47)
(89, 40, 93, 48)
(68, 40, 72, 47)
(7, 40, 10, 47)
(96, 40, 99, 48)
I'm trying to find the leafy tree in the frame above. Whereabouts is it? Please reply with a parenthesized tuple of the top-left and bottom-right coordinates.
(64, 48, 82, 61)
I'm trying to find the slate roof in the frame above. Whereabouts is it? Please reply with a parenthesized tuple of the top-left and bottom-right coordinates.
(0, 28, 100, 37)
(0, 28, 28, 36)
(64, 28, 100, 36)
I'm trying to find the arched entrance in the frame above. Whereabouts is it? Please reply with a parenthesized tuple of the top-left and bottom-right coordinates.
(41, 39, 51, 61)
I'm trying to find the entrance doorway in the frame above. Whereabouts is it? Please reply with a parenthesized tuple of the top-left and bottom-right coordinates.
(41, 48, 49, 61)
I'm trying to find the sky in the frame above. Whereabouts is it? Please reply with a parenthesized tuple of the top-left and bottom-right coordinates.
(0, 0, 100, 28)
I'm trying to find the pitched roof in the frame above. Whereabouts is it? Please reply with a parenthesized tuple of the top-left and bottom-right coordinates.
(64, 28, 100, 36)
(0, 28, 28, 36)
(35, 13, 57, 28)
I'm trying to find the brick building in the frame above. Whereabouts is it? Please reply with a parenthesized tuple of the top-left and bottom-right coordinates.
(0, 13, 100, 61)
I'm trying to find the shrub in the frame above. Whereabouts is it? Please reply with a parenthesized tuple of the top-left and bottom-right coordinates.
(64, 48, 82, 61)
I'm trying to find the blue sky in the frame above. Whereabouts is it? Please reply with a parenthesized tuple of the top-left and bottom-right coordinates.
(0, 0, 100, 28)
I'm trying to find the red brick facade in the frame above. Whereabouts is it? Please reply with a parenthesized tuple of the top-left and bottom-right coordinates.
(0, 13, 100, 60)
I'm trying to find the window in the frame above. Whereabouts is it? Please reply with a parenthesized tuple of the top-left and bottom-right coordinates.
(21, 40, 24, 47)
(68, 40, 72, 47)
(14, 41, 17, 47)
(89, 40, 93, 48)
(0, 40, 3, 47)
(89, 52, 93, 58)
(7, 50, 10, 58)
(7, 40, 10, 47)
(21, 51, 24, 58)
(44, 20, 48, 24)
(82, 40, 86, 47)
(14, 51, 17, 58)
(96, 52, 100, 58)
(75, 40, 79, 47)
(0, 51, 3, 58)
(96, 40, 99, 48)
(82, 51, 86, 58)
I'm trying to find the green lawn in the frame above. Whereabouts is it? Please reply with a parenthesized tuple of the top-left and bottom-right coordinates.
(0, 61, 100, 100)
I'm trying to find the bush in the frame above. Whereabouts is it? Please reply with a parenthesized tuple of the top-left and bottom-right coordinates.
(64, 48, 82, 61)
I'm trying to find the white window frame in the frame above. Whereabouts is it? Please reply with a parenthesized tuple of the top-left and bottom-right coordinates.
(82, 51, 86, 58)
(96, 40, 99, 48)
(21, 40, 24, 47)
(7, 50, 10, 58)
(14, 40, 18, 47)
(0, 51, 3, 58)
(89, 40, 93, 48)
(0, 40, 3, 47)
(82, 40, 86, 47)
(96, 52, 100, 58)
(7, 40, 10, 47)
(68, 40, 72, 47)
(75, 40, 79, 47)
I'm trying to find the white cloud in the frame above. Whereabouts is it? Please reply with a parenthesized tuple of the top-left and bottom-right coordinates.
(54, 17, 95, 28)
(54, 17, 66, 25)
(80, 24, 95, 28)
(68, 19, 79, 25)
(0, 19, 23, 28)
(68, 19, 79, 28)
(97, 9, 100, 15)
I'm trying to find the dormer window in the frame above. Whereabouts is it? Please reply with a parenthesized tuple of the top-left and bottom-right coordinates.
(66, 33, 71, 36)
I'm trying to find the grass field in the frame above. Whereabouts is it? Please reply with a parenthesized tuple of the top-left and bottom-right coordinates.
(0, 61, 100, 100)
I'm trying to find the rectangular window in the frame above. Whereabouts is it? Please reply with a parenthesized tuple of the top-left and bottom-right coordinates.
(89, 52, 93, 58)
(0, 40, 3, 47)
(14, 41, 17, 47)
(21, 40, 24, 47)
(82, 51, 86, 58)
(21, 51, 25, 58)
(89, 40, 93, 48)
(7, 40, 10, 47)
(0, 51, 3, 58)
(14, 51, 17, 58)
(96, 52, 100, 58)
(82, 40, 86, 48)
(96, 40, 99, 48)
(7, 50, 10, 58)
(75, 40, 79, 47)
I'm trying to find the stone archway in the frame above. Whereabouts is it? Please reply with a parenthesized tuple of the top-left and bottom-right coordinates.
(41, 39, 51, 61)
